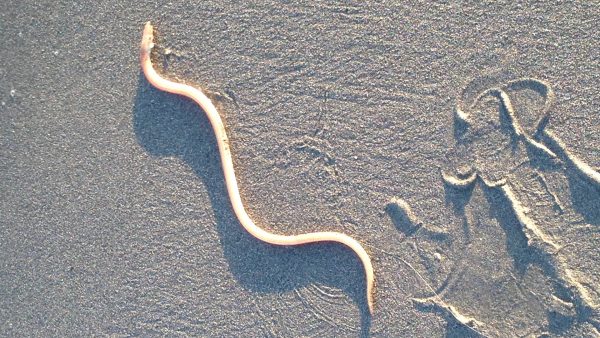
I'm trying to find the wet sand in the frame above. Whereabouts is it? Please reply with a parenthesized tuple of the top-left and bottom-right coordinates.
(1, 1, 599, 337)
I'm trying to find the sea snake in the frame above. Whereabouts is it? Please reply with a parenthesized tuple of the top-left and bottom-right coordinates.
(140, 22, 375, 314)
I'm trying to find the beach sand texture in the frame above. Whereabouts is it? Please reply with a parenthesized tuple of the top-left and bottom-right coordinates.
(1, 1, 599, 337)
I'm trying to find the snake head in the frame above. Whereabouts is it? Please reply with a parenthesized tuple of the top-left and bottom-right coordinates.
(140, 21, 155, 56)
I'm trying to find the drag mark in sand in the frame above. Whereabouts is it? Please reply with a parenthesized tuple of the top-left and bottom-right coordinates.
(381, 198, 486, 334)
(412, 297, 486, 337)
(479, 176, 560, 251)
(454, 75, 600, 188)
(395, 245, 486, 336)
(541, 129, 600, 189)
(441, 169, 477, 189)
(444, 172, 598, 319)
(457, 76, 600, 187)
(534, 172, 564, 214)
(476, 87, 557, 159)
(456, 77, 554, 132)
(140, 22, 375, 314)
(447, 76, 600, 331)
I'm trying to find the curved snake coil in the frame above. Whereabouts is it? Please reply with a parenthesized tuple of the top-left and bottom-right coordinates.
(140, 22, 375, 314)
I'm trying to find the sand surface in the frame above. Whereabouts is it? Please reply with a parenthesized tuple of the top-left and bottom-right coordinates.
(1, 1, 599, 337)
